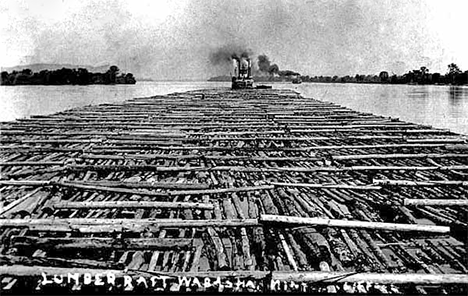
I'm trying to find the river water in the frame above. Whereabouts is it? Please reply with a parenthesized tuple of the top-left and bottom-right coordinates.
(1, 81, 467, 135)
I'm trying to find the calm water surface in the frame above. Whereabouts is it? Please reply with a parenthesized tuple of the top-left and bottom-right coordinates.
(283, 83, 468, 135)
(0, 81, 229, 122)
(1, 81, 467, 135)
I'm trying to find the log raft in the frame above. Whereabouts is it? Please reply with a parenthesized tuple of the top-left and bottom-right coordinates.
(0, 88, 467, 294)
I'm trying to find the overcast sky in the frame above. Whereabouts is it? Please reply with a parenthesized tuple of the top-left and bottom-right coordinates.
(1, 0, 467, 79)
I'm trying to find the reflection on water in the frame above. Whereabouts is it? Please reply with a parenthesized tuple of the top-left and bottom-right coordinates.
(1, 81, 467, 135)
(407, 87, 430, 99)
(449, 86, 468, 100)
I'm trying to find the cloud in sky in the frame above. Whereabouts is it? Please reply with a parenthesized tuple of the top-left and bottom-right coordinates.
(1, 0, 467, 79)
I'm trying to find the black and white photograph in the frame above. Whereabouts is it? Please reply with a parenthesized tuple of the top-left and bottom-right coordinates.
(0, 0, 467, 294)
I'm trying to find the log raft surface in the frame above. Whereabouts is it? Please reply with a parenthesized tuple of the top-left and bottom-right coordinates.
(0, 87, 467, 294)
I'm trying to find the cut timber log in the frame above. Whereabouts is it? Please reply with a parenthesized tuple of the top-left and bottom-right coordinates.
(54, 201, 214, 210)
(0, 188, 42, 216)
(0, 180, 52, 187)
(404, 199, 468, 207)
(0, 161, 63, 167)
(1, 265, 468, 285)
(57, 181, 169, 197)
(272, 271, 468, 285)
(332, 153, 468, 160)
(81, 153, 319, 162)
(0, 218, 260, 229)
(259, 214, 450, 233)
(64, 180, 210, 190)
(67, 164, 468, 173)
(374, 179, 468, 187)
(269, 182, 381, 190)
(12, 236, 193, 250)
(168, 185, 274, 196)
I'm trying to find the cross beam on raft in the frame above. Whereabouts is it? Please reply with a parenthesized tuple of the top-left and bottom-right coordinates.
(374, 179, 468, 187)
(66, 164, 468, 172)
(11, 236, 194, 250)
(259, 214, 450, 233)
(53, 201, 214, 210)
(404, 199, 468, 207)
(0, 217, 451, 233)
(268, 182, 381, 190)
(0, 218, 260, 230)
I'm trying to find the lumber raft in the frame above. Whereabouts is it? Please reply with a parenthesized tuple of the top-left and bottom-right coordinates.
(0, 88, 467, 294)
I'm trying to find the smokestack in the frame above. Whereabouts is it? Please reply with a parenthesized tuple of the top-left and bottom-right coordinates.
(232, 57, 240, 78)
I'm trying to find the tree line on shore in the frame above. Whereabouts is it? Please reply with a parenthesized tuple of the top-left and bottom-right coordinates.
(210, 55, 467, 86)
(1, 66, 136, 85)
(301, 63, 467, 85)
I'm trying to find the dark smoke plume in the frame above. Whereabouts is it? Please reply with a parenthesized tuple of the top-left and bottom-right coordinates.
(257, 54, 271, 72)
(258, 54, 280, 75)
(209, 45, 253, 65)
(268, 64, 279, 74)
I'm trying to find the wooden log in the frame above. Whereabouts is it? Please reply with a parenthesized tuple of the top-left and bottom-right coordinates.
(65, 180, 210, 190)
(0, 188, 42, 216)
(374, 179, 468, 187)
(3, 143, 451, 153)
(207, 227, 228, 269)
(333, 153, 468, 160)
(54, 200, 214, 210)
(0, 254, 122, 270)
(259, 214, 450, 233)
(67, 164, 468, 173)
(406, 138, 466, 143)
(269, 182, 381, 190)
(0, 180, 52, 187)
(290, 124, 418, 129)
(0, 218, 260, 229)
(168, 185, 274, 196)
(57, 181, 169, 197)
(0, 161, 64, 167)
(404, 199, 468, 207)
(81, 153, 319, 162)
(12, 236, 193, 250)
(278, 232, 298, 271)
(272, 271, 468, 285)
(1, 265, 468, 285)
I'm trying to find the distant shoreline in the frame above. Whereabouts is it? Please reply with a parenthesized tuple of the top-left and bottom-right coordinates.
(1, 66, 136, 86)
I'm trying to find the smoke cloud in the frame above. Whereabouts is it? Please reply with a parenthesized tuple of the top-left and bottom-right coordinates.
(209, 45, 253, 65)
(257, 54, 281, 75)
(257, 55, 271, 72)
